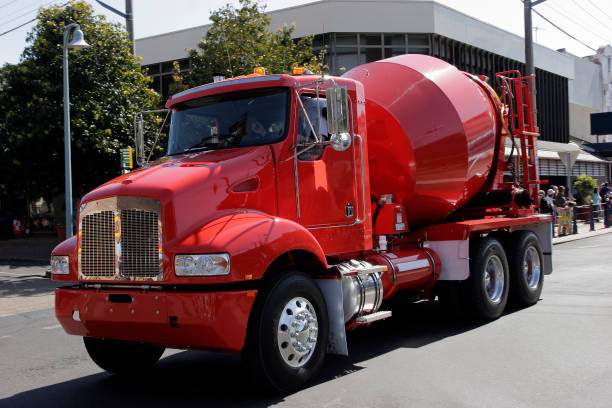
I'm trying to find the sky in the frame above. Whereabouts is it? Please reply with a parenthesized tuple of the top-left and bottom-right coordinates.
(1, 0, 612, 66)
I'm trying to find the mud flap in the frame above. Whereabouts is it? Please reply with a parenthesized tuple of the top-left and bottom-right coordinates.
(315, 278, 348, 356)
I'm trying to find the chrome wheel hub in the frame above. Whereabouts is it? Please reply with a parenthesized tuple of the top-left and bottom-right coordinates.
(523, 246, 541, 290)
(277, 297, 318, 368)
(483, 254, 505, 303)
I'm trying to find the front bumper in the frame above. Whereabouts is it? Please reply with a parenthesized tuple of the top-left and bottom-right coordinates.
(55, 286, 257, 352)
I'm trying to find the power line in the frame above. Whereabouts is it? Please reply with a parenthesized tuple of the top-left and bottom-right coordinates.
(542, 2, 611, 43)
(0, 1, 68, 38)
(571, 0, 612, 37)
(0, 16, 36, 37)
(586, 0, 612, 22)
(0, 0, 18, 10)
(531, 8, 598, 52)
(0, 0, 49, 22)
(0, 0, 59, 29)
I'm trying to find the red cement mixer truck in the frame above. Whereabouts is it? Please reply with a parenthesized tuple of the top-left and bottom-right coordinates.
(51, 54, 552, 391)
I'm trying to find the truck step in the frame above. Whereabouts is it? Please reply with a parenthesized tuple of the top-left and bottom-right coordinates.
(356, 310, 392, 324)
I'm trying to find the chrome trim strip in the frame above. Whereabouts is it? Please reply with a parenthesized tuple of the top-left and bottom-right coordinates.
(422, 248, 437, 279)
(396, 259, 430, 272)
(380, 254, 397, 287)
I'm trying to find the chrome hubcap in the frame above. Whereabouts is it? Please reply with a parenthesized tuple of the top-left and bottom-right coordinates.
(277, 297, 318, 368)
(523, 246, 541, 290)
(483, 254, 505, 303)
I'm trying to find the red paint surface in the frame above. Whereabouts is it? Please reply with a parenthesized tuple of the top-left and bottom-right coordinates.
(56, 287, 256, 352)
(367, 246, 440, 297)
(343, 54, 499, 229)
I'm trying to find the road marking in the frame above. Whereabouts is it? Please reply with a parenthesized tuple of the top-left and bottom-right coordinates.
(575, 245, 602, 249)
(41, 324, 61, 330)
(0, 335, 11, 339)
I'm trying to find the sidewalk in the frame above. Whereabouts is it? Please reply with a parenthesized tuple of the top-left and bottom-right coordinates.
(552, 220, 612, 245)
(0, 233, 59, 264)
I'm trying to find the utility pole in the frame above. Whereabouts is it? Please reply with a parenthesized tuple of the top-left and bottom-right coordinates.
(524, 0, 546, 76)
(95, 0, 134, 54)
(125, 0, 134, 54)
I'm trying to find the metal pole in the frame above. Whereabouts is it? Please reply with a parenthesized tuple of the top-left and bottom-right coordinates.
(524, 1, 534, 76)
(125, 0, 134, 54)
(63, 23, 79, 238)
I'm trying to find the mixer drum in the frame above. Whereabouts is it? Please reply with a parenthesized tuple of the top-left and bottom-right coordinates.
(343, 55, 499, 229)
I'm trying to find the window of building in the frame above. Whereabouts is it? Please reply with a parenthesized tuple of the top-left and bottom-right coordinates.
(142, 58, 191, 100)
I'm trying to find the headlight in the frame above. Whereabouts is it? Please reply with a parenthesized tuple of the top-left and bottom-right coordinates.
(51, 255, 70, 275)
(175, 253, 230, 276)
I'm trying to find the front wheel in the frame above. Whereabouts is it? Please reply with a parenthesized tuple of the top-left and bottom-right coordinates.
(464, 237, 510, 321)
(83, 337, 165, 374)
(244, 271, 329, 392)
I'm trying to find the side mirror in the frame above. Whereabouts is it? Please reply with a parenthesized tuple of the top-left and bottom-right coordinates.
(326, 86, 350, 135)
(134, 113, 145, 166)
(326, 86, 351, 151)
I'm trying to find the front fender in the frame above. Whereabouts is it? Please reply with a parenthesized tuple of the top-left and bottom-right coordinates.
(171, 211, 328, 282)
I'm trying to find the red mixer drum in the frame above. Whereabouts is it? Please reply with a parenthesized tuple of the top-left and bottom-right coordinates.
(343, 54, 500, 229)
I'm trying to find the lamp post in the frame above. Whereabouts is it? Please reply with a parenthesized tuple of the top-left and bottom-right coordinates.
(63, 23, 90, 238)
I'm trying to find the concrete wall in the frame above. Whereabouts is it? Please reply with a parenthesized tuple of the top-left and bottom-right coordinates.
(567, 55, 603, 143)
(135, 0, 575, 78)
(137, 26, 206, 65)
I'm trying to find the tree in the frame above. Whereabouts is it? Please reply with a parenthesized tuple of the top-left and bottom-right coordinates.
(0, 1, 159, 214)
(176, 0, 325, 90)
(573, 174, 597, 204)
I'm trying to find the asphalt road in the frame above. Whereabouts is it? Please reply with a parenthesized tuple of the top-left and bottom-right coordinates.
(1, 234, 612, 408)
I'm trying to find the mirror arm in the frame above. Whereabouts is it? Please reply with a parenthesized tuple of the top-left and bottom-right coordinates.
(294, 89, 321, 143)
(133, 108, 171, 167)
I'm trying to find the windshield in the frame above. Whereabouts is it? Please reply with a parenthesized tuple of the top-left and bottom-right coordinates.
(168, 87, 290, 155)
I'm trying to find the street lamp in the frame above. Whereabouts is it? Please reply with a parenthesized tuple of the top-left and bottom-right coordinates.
(63, 23, 90, 238)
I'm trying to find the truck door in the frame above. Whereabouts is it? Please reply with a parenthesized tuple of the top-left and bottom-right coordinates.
(294, 94, 360, 228)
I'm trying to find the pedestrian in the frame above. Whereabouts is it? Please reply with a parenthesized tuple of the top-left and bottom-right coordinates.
(601, 182, 610, 200)
(554, 186, 567, 208)
(540, 189, 554, 214)
(592, 187, 601, 222)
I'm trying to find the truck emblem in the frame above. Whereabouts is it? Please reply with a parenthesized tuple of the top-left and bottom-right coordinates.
(345, 202, 354, 218)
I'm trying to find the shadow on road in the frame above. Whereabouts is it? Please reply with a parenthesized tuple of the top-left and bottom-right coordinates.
(1, 300, 527, 407)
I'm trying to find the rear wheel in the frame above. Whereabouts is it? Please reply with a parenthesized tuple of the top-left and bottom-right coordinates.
(83, 337, 165, 374)
(464, 237, 510, 321)
(509, 231, 544, 306)
(244, 271, 328, 392)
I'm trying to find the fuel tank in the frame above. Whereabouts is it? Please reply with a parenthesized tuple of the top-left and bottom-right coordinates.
(343, 54, 500, 229)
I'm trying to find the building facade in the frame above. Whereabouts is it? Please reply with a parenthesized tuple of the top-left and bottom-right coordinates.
(135, 0, 611, 184)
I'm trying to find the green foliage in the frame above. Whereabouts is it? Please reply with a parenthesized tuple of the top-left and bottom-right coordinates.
(176, 0, 325, 90)
(0, 1, 159, 206)
(573, 174, 597, 203)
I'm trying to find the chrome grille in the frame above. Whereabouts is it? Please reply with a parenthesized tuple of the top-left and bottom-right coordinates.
(120, 209, 160, 278)
(78, 196, 162, 281)
(80, 211, 115, 277)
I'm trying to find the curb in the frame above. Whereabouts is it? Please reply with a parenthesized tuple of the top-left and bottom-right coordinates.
(552, 228, 612, 245)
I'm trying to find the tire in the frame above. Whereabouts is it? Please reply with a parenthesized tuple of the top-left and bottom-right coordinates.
(244, 271, 329, 392)
(463, 237, 510, 321)
(83, 337, 165, 374)
(508, 231, 544, 307)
